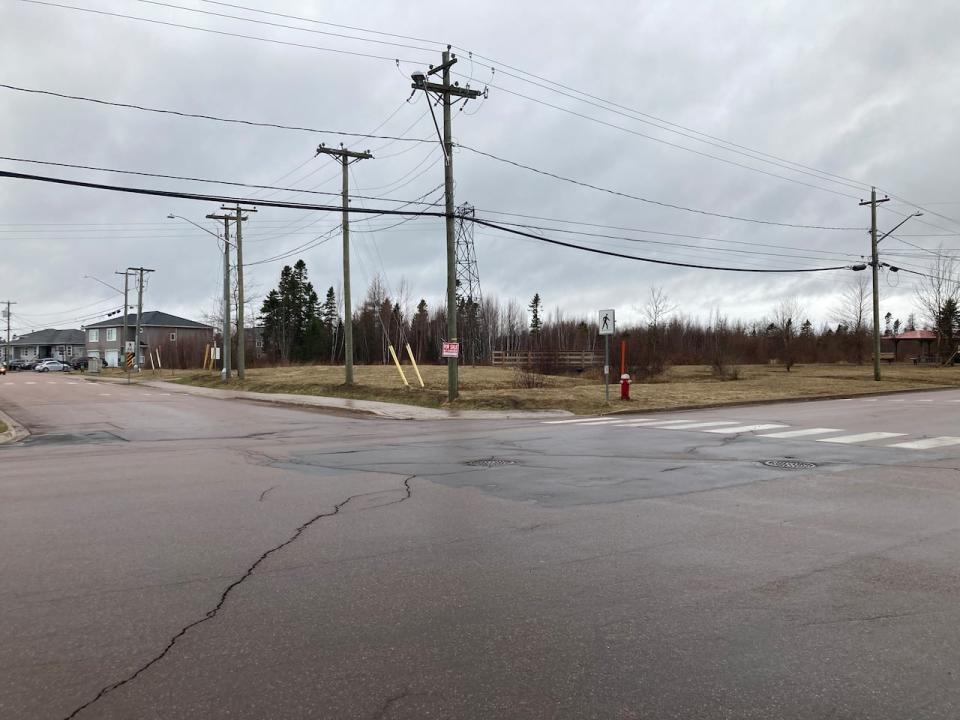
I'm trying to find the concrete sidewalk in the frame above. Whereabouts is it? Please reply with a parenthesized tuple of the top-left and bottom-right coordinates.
(82, 376, 572, 421)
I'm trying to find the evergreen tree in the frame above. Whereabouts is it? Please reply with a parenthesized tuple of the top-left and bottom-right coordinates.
(412, 299, 430, 360)
(906, 313, 917, 331)
(259, 259, 320, 362)
(321, 287, 338, 329)
(528, 293, 542, 336)
(893, 318, 902, 336)
(936, 298, 959, 356)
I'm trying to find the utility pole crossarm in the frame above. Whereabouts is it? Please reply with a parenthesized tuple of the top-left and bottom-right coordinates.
(316, 144, 374, 385)
(316, 145, 374, 161)
(410, 81, 483, 99)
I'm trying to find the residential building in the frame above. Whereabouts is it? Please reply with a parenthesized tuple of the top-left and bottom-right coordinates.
(84, 311, 214, 368)
(1, 328, 85, 364)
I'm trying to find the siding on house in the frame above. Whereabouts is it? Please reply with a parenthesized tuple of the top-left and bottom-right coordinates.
(84, 311, 214, 368)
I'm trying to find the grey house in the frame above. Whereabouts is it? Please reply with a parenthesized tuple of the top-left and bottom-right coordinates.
(2, 329, 86, 364)
(84, 311, 214, 369)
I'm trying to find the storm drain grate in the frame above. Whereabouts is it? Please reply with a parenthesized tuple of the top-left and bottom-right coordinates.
(762, 459, 818, 470)
(465, 457, 518, 468)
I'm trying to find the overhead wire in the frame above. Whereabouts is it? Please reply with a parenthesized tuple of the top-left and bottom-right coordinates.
(17, 0, 434, 64)
(175, 0, 874, 197)
(458, 145, 865, 231)
(0, 83, 434, 144)
(0, 156, 440, 206)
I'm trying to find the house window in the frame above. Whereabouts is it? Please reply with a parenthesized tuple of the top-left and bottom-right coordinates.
(88, 329, 99, 342)
(67, 346, 73, 357)
(106, 328, 117, 342)
(169, 332, 177, 342)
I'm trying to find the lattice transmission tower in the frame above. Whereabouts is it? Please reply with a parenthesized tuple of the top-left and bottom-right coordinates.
(454, 203, 485, 362)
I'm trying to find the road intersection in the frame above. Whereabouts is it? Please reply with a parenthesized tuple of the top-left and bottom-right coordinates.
(2, 373, 960, 718)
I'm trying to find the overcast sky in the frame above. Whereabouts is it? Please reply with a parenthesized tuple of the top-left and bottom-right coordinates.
(3, 0, 959, 337)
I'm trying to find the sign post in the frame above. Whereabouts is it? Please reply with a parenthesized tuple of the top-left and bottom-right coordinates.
(124, 340, 136, 384)
(598, 309, 615, 402)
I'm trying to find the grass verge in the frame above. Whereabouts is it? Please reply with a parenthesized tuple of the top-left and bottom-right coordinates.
(159, 362, 960, 415)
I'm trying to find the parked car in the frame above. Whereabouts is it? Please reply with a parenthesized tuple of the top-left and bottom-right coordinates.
(35, 360, 69, 372)
(70, 356, 102, 371)
(7, 359, 30, 371)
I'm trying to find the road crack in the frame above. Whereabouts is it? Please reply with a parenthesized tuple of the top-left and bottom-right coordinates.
(62, 475, 416, 720)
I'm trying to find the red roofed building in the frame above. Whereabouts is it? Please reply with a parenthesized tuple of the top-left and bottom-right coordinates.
(881, 330, 938, 362)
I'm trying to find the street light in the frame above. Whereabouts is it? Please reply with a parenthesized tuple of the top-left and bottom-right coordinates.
(870, 210, 923, 380)
(166, 214, 227, 243)
(167, 213, 231, 380)
(82, 274, 124, 295)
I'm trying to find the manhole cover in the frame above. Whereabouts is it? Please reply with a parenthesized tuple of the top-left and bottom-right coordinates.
(465, 458, 518, 467)
(762, 459, 818, 470)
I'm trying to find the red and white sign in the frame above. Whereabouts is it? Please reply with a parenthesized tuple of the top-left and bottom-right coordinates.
(441, 342, 460, 358)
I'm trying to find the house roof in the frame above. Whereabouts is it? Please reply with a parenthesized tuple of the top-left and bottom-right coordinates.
(893, 330, 937, 340)
(85, 311, 213, 330)
(8, 328, 85, 346)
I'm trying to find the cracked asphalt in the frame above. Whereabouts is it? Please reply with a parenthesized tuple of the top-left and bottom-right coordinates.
(3, 374, 960, 718)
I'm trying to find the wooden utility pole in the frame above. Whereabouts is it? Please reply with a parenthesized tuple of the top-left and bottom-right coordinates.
(2, 300, 15, 365)
(207, 212, 232, 380)
(114, 270, 131, 381)
(127, 267, 154, 372)
(860, 187, 890, 381)
(411, 46, 484, 401)
(316, 144, 373, 386)
(222, 204, 256, 380)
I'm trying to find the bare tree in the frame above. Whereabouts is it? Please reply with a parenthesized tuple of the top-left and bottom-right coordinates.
(772, 297, 804, 371)
(643, 287, 677, 329)
(831, 275, 870, 364)
(915, 248, 960, 355)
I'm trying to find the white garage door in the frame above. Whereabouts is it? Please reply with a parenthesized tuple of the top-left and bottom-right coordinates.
(105, 349, 119, 368)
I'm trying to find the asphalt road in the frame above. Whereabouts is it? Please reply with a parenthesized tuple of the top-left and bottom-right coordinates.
(3, 372, 960, 719)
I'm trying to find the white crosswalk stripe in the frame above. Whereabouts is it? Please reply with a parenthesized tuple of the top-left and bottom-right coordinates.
(649, 421, 741, 430)
(818, 432, 906, 444)
(758, 428, 842, 439)
(537, 412, 960, 452)
(543, 417, 635, 425)
(887, 437, 960, 450)
(705, 424, 788, 434)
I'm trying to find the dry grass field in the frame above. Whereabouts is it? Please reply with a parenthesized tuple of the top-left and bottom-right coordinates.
(160, 362, 960, 415)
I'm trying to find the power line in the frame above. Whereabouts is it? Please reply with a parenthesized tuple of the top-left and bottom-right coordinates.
(471, 218, 854, 273)
(477, 82, 865, 200)
(489, 219, 861, 264)
(198, 0, 440, 46)
(458, 145, 865, 231)
(130, 0, 441, 54)
(0, 156, 440, 206)
(0, 169, 853, 274)
(18, 0, 432, 63)
(184, 0, 872, 197)
(472, 208, 862, 258)
(0, 83, 433, 143)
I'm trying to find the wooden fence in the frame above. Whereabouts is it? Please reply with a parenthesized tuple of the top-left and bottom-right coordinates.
(491, 350, 600, 368)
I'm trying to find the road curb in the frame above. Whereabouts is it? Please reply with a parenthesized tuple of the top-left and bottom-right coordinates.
(0, 407, 29, 444)
(80, 376, 573, 421)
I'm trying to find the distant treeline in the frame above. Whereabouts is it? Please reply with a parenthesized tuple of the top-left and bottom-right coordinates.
(249, 261, 917, 372)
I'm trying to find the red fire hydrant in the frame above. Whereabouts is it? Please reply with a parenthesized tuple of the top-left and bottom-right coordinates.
(620, 373, 631, 401)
